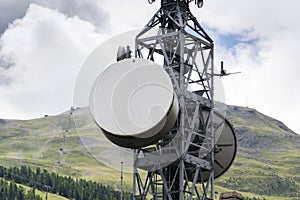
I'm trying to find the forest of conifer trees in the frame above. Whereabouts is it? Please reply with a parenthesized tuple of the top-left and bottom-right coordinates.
(0, 165, 132, 200)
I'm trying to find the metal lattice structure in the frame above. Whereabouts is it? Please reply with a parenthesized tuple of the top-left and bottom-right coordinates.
(133, 0, 217, 199)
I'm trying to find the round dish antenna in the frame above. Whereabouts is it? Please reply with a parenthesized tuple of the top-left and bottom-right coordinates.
(89, 58, 179, 148)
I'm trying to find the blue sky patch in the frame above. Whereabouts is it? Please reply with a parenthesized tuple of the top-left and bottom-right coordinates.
(218, 33, 258, 49)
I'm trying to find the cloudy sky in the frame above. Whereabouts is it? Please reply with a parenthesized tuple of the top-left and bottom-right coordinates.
(0, 0, 299, 134)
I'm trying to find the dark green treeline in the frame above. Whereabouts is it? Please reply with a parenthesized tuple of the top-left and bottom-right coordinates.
(0, 166, 132, 200)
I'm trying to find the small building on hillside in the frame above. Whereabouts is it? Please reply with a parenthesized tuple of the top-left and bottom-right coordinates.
(220, 191, 244, 200)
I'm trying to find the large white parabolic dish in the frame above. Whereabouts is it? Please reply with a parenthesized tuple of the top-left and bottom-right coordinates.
(89, 58, 179, 148)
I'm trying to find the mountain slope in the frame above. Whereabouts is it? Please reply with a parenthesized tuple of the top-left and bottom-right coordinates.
(215, 105, 300, 199)
(0, 105, 299, 199)
(225, 105, 299, 150)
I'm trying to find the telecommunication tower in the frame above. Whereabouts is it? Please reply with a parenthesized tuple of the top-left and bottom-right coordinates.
(131, 1, 236, 199)
(87, 0, 237, 199)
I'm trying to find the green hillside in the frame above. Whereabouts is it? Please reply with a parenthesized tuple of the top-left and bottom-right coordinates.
(0, 105, 299, 199)
(216, 105, 300, 199)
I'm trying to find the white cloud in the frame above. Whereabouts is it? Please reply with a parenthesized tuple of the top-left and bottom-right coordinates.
(0, 0, 299, 135)
(193, 0, 300, 133)
(35, 0, 108, 29)
(0, 0, 108, 33)
(96, 0, 160, 33)
(0, 4, 103, 118)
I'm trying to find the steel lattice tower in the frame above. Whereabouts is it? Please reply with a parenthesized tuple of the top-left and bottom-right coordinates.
(133, 0, 216, 199)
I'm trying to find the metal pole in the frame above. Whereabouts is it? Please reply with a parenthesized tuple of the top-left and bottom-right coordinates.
(45, 185, 50, 200)
(133, 150, 137, 200)
(210, 46, 215, 200)
(121, 161, 124, 200)
(179, 31, 185, 200)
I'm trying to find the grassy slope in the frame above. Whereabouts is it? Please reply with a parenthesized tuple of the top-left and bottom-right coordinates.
(215, 105, 300, 199)
(0, 106, 299, 199)
(0, 111, 132, 190)
(1, 178, 68, 200)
